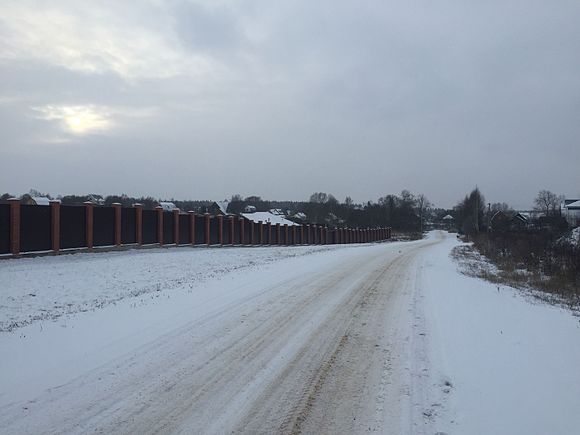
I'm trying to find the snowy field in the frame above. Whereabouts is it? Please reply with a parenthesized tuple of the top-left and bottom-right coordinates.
(0, 245, 342, 331)
(1, 232, 579, 434)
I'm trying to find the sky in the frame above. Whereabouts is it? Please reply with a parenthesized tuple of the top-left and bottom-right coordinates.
(1, 0, 579, 209)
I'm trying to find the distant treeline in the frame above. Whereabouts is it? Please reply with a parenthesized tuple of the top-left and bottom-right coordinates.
(1, 189, 444, 231)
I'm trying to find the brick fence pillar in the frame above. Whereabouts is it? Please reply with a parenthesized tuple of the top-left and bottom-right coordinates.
(258, 221, 263, 245)
(189, 211, 196, 245)
(292, 225, 297, 245)
(134, 204, 143, 246)
(284, 224, 289, 245)
(50, 200, 60, 253)
(112, 203, 122, 246)
(8, 198, 20, 256)
(84, 201, 94, 249)
(205, 213, 211, 246)
(276, 223, 281, 245)
(267, 222, 272, 245)
(300, 225, 304, 245)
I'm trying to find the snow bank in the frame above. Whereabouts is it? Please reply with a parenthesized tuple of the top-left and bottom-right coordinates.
(419, 233, 580, 435)
(557, 226, 580, 247)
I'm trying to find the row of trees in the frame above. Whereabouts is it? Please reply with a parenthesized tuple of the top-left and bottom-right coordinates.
(453, 187, 578, 305)
(227, 190, 431, 231)
(1, 189, 433, 232)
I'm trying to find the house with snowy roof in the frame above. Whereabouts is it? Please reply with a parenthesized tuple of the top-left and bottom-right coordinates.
(241, 211, 299, 226)
(208, 200, 229, 215)
(563, 199, 580, 226)
(158, 202, 178, 212)
(21, 195, 51, 206)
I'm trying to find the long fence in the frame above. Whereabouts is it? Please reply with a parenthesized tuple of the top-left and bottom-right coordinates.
(0, 199, 392, 258)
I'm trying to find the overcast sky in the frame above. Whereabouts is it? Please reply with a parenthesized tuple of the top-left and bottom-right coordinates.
(1, 0, 579, 209)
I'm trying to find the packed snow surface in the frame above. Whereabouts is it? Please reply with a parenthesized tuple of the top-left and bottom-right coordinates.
(1, 232, 579, 434)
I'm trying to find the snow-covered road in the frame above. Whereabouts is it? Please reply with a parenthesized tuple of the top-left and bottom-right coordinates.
(1, 236, 438, 433)
(2, 232, 580, 434)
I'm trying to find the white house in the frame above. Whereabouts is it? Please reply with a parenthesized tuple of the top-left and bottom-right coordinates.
(563, 199, 580, 226)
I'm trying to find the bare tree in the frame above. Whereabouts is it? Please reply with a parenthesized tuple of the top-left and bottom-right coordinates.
(534, 190, 559, 216)
(416, 194, 431, 233)
(309, 192, 329, 203)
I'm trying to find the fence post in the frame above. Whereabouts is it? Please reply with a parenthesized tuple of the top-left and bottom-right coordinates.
(189, 211, 196, 245)
(284, 224, 289, 245)
(258, 221, 263, 245)
(292, 225, 297, 245)
(267, 222, 272, 245)
(205, 213, 211, 246)
(275, 223, 281, 245)
(134, 204, 143, 246)
(217, 214, 223, 246)
(85, 201, 94, 249)
(8, 198, 20, 256)
(49, 200, 60, 253)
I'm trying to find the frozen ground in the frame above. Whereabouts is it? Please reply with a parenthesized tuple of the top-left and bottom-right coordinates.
(1, 232, 579, 434)
(420, 234, 580, 435)
(0, 245, 341, 331)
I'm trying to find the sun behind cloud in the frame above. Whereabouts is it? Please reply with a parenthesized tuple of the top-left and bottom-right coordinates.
(34, 105, 113, 135)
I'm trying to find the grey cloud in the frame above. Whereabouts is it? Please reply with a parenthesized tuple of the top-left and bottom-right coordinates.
(1, 0, 579, 208)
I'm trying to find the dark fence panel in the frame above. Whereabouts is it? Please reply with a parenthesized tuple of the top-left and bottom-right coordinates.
(195, 215, 205, 244)
(233, 219, 240, 244)
(60, 205, 86, 249)
(20, 205, 52, 252)
(295, 227, 302, 244)
(280, 226, 287, 245)
(179, 214, 190, 244)
(271, 225, 278, 244)
(93, 207, 115, 247)
(263, 225, 270, 245)
(223, 218, 232, 244)
(209, 217, 219, 245)
(329, 230, 336, 244)
(121, 207, 136, 245)
(163, 212, 174, 245)
(0, 204, 10, 254)
(240, 219, 248, 244)
(142, 210, 157, 244)
(251, 223, 258, 244)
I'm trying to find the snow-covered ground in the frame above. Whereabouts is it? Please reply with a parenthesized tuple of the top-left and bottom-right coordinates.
(1, 232, 579, 434)
(418, 233, 580, 434)
(0, 245, 341, 331)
